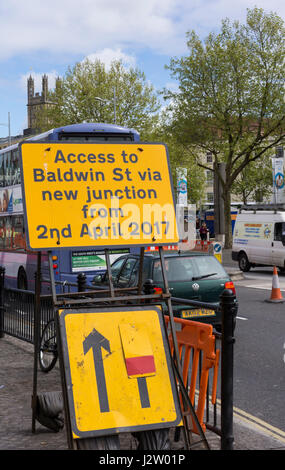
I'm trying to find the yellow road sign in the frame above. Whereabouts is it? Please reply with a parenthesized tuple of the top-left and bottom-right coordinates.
(19, 142, 179, 250)
(58, 306, 181, 439)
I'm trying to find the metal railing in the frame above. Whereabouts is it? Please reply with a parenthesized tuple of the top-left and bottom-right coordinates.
(1, 287, 53, 344)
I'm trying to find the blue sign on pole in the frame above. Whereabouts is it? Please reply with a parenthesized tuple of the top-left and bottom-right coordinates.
(176, 168, 188, 205)
(275, 172, 284, 189)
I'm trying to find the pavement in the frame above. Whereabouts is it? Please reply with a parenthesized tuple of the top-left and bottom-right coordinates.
(221, 248, 244, 280)
(1, 249, 285, 452)
(1, 332, 285, 453)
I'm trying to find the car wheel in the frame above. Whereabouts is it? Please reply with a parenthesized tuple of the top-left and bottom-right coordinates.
(238, 252, 251, 272)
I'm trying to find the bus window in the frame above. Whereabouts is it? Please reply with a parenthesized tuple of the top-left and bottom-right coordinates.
(13, 216, 25, 250)
(104, 135, 132, 141)
(4, 217, 12, 249)
(0, 154, 4, 188)
(0, 218, 4, 248)
(4, 151, 12, 187)
(58, 133, 134, 142)
(12, 149, 21, 185)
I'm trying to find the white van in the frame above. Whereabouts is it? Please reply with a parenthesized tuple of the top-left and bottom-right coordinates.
(232, 209, 285, 272)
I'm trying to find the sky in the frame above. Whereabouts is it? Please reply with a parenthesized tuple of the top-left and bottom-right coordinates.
(0, 0, 284, 138)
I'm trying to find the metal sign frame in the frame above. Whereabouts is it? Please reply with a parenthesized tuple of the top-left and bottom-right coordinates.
(40, 247, 209, 449)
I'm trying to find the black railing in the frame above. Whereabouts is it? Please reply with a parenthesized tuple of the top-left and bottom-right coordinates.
(2, 287, 53, 343)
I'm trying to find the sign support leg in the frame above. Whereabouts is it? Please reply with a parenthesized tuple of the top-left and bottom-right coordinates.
(48, 251, 57, 303)
(47, 252, 75, 447)
(32, 251, 41, 433)
(105, 249, 114, 298)
(137, 247, 145, 295)
(55, 311, 75, 449)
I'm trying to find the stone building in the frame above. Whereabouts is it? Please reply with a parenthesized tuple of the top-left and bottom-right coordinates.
(23, 74, 53, 136)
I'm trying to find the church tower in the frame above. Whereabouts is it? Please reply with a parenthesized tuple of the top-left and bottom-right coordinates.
(24, 74, 50, 135)
(42, 74, 48, 101)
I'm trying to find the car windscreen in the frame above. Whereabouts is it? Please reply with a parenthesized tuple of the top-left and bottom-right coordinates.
(152, 255, 228, 282)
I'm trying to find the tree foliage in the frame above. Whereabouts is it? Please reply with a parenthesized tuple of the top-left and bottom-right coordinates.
(163, 7, 285, 246)
(151, 125, 205, 204)
(35, 59, 160, 138)
(231, 153, 273, 204)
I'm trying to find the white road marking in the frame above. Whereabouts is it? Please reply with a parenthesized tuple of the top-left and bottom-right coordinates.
(246, 284, 285, 291)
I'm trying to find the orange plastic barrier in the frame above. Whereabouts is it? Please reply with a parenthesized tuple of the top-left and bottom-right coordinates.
(165, 316, 220, 434)
(145, 245, 178, 252)
(193, 240, 212, 252)
(145, 241, 212, 253)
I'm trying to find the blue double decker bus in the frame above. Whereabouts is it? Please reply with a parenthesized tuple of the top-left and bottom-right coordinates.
(0, 122, 140, 291)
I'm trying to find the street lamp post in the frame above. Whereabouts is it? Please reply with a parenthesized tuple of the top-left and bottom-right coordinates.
(113, 87, 116, 124)
(94, 88, 116, 124)
(0, 112, 11, 146)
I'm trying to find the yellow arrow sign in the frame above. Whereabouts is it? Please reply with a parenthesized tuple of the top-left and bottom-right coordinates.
(19, 142, 179, 250)
(58, 306, 181, 438)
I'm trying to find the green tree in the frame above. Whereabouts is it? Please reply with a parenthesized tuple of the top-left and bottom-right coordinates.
(170, 142, 205, 205)
(163, 7, 285, 247)
(231, 153, 273, 204)
(35, 59, 160, 138)
(149, 120, 205, 204)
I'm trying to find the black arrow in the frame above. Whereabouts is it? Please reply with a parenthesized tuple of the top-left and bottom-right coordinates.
(83, 328, 111, 413)
(137, 377, 150, 408)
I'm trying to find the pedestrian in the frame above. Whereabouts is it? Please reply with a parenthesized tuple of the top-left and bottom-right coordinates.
(199, 221, 208, 241)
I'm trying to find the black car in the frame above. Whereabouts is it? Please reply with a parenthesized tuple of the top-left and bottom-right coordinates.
(92, 251, 237, 331)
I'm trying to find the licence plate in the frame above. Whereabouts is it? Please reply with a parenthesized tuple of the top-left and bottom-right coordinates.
(181, 308, 216, 318)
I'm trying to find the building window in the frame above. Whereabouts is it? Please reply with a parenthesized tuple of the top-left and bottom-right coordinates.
(207, 192, 214, 203)
(206, 170, 213, 183)
(276, 147, 284, 158)
(206, 152, 213, 163)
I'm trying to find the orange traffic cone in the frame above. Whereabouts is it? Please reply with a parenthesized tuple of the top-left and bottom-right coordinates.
(266, 266, 284, 303)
